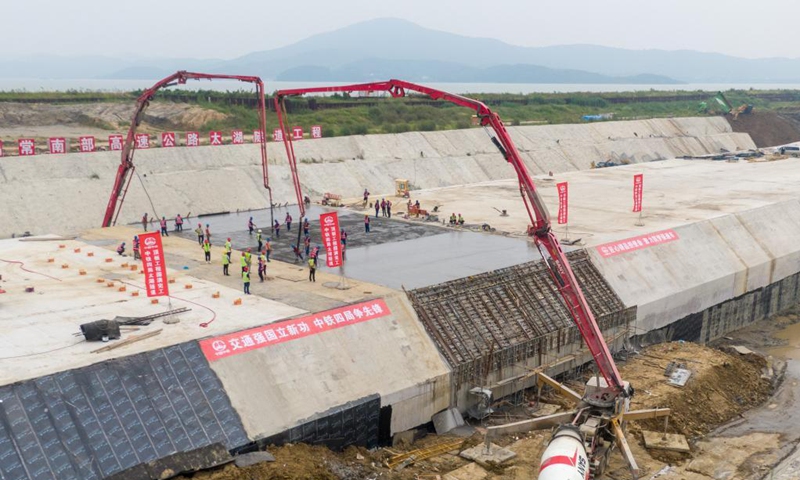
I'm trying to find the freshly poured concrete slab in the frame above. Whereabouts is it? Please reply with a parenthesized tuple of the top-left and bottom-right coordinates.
(0, 236, 305, 385)
(336, 230, 543, 289)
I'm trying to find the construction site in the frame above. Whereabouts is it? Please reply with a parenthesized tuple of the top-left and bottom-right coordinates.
(3, 76, 800, 480)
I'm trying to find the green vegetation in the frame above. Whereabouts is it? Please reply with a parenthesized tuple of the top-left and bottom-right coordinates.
(2, 88, 800, 136)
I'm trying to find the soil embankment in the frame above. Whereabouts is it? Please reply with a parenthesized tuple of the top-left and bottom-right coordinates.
(729, 110, 800, 147)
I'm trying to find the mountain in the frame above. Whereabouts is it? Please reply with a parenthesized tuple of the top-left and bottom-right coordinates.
(276, 59, 680, 84)
(220, 18, 800, 83)
(4, 19, 800, 83)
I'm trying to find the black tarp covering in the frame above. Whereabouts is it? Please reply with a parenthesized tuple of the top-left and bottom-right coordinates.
(0, 342, 248, 480)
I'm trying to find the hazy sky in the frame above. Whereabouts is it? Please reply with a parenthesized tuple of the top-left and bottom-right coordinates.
(4, 0, 797, 59)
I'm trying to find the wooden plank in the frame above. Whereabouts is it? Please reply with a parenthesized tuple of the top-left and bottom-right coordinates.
(642, 431, 691, 453)
(624, 408, 671, 422)
(91, 329, 163, 353)
(612, 420, 639, 478)
(537, 372, 582, 403)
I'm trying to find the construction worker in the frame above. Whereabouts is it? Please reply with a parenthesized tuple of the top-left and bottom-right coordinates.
(133, 236, 140, 260)
(222, 251, 230, 276)
(375, 201, 380, 218)
(265, 238, 272, 262)
(242, 267, 251, 295)
(308, 256, 316, 282)
(292, 244, 304, 262)
(160, 216, 169, 236)
(244, 248, 253, 272)
(204, 224, 211, 243)
(141, 213, 149, 232)
(240, 251, 247, 274)
(258, 250, 266, 282)
(175, 214, 183, 232)
(387, 200, 392, 218)
(195, 223, 204, 245)
(363, 188, 370, 207)
(256, 229, 263, 251)
(303, 218, 310, 236)
(449, 213, 457, 225)
(304, 235, 311, 257)
(273, 219, 280, 238)
(225, 238, 232, 261)
(364, 215, 370, 233)
(340, 229, 348, 247)
(116, 242, 126, 256)
(285, 212, 293, 231)
(310, 245, 320, 261)
(202, 239, 211, 263)
(458, 213, 465, 226)
(248, 216, 255, 235)
(380, 198, 387, 217)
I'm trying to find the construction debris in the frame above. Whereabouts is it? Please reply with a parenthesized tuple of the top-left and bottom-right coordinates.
(386, 439, 465, 470)
(91, 329, 163, 353)
(459, 442, 517, 467)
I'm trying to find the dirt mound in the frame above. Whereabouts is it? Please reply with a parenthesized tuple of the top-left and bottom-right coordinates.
(728, 110, 800, 147)
(621, 342, 771, 438)
(0, 101, 228, 134)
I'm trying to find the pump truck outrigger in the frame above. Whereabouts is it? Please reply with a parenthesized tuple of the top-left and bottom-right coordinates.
(275, 80, 668, 479)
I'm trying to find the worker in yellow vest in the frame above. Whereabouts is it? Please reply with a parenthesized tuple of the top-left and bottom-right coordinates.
(240, 252, 248, 274)
(202, 239, 211, 263)
(222, 251, 230, 276)
(242, 267, 251, 295)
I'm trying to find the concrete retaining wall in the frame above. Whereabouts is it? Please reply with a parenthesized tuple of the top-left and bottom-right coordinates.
(0, 117, 753, 238)
(591, 199, 800, 335)
(206, 294, 451, 440)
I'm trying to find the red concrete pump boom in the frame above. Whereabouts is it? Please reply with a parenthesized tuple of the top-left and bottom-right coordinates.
(275, 80, 626, 395)
(102, 71, 272, 228)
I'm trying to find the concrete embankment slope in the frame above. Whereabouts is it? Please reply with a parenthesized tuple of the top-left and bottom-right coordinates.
(590, 199, 800, 341)
(0, 117, 752, 238)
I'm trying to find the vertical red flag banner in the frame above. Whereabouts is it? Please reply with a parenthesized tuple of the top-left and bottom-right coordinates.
(292, 126, 304, 140)
(161, 132, 176, 147)
(108, 134, 123, 151)
(139, 232, 169, 297)
(18, 139, 35, 156)
(320, 212, 343, 268)
(633, 173, 644, 213)
(556, 182, 569, 225)
(311, 125, 322, 139)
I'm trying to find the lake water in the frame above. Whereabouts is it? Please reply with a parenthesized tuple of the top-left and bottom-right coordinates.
(2, 78, 799, 94)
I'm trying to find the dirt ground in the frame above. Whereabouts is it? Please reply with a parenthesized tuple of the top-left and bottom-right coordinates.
(728, 110, 800, 148)
(176, 340, 775, 480)
(0, 101, 227, 139)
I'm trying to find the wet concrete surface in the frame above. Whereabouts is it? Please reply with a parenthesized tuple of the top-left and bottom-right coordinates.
(336, 230, 541, 290)
(169, 206, 542, 289)
(171, 205, 445, 264)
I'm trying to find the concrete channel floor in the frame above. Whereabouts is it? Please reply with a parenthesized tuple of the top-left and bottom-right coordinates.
(0, 227, 398, 385)
(339, 157, 800, 246)
(170, 204, 543, 289)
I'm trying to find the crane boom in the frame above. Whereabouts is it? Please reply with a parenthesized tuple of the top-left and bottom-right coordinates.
(102, 71, 272, 228)
(275, 79, 625, 394)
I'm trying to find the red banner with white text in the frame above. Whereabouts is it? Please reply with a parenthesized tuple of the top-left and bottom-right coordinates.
(320, 212, 342, 267)
(556, 182, 568, 225)
(199, 299, 391, 361)
(596, 229, 679, 258)
(633, 173, 643, 213)
(139, 232, 169, 297)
